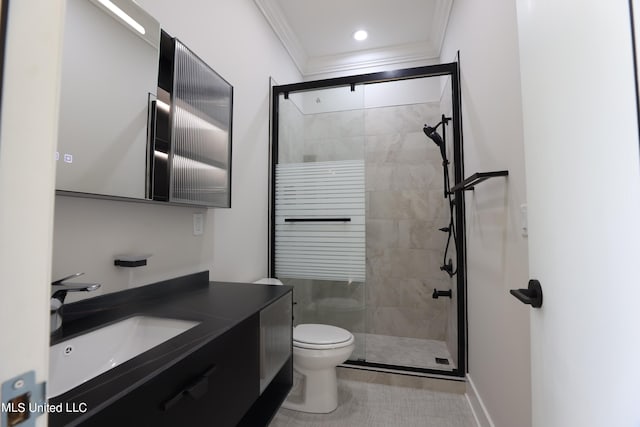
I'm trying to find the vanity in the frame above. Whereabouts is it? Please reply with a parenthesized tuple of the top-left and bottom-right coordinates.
(48, 272, 292, 427)
(47, 1, 285, 424)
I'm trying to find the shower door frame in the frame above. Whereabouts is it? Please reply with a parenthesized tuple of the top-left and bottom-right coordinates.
(269, 62, 467, 378)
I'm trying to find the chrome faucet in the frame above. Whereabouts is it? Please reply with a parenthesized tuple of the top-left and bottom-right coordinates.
(51, 273, 101, 333)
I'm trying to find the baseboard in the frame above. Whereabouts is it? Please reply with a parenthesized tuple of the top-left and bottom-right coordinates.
(465, 374, 495, 427)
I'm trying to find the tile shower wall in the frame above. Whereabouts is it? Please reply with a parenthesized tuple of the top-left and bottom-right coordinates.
(278, 98, 305, 163)
(364, 103, 451, 341)
(281, 102, 452, 345)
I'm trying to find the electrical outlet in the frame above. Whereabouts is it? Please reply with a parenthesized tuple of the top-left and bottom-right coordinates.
(193, 213, 204, 236)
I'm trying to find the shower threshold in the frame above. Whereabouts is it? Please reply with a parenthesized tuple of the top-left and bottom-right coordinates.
(350, 333, 456, 372)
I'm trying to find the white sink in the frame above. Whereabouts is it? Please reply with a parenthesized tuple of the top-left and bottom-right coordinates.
(48, 316, 200, 398)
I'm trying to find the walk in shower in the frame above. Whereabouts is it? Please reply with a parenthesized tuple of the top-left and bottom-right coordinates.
(270, 64, 465, 377)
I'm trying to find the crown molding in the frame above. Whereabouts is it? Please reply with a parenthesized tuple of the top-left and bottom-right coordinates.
(254, 0, 308, 74)
(304, 41, 439, 76)
(430, 0, 454, 54)
(254, 0, 451, 77)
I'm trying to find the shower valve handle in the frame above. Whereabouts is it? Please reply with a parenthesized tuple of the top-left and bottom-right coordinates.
(432, 289, 453, 299)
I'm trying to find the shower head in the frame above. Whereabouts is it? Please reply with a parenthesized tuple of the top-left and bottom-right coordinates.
(423, 124, 444, 147)
(423, 123, 447, 162)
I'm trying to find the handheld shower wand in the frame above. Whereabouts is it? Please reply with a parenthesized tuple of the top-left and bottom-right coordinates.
(423, 115, 457, 278)
(423, 118, 451, 198)
(423, 122, 447, 162)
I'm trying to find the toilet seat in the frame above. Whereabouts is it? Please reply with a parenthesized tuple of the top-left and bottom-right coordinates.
(293, 324, 354, 350)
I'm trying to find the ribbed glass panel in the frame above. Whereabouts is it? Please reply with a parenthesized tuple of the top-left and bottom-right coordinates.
(275, 160, 366, 281)
(259, 293, 292, 394)
(170, 40, 232, 206)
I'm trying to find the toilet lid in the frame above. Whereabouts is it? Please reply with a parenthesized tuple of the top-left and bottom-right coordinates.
(293, 324, 353, 345)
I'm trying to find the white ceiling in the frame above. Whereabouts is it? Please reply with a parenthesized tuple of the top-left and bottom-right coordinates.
(254, 0, 453, 76)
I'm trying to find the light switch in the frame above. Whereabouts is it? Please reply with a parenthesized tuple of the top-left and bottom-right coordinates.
(193, 213, 204, 236)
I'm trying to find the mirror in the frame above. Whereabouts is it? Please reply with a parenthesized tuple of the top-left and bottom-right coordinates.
(56, 0, 160, 200)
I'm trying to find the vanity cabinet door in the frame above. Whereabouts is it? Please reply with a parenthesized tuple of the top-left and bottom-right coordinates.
(84, 314, 259, 427)
(259, 293, 292, 393)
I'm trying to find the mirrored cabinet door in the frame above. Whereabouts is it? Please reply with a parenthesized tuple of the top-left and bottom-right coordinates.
(56, 0, 233, 208)
(56, 0, 160, 200)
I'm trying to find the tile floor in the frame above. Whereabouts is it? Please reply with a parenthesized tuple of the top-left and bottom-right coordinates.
(353, 333, 455, 371)
(269, 378, 476, 427)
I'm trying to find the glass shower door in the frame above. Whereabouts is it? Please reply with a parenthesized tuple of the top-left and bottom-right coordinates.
(272, 65, 465, 377)
(274, 85, 367, 361)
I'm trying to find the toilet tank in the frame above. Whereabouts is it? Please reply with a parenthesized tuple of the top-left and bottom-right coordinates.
(253, 278, 283, 286)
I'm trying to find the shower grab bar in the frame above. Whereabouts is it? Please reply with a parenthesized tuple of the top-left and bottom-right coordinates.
(284, 218, 351, 223)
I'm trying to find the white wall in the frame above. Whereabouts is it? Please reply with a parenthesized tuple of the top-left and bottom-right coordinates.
(440, 0, 531, 426)
(0, 1, 66, 424)
(52, 0, 301, 295)
(516, 1, 640, 425)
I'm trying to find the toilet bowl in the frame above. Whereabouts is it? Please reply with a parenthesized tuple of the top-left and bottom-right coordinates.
(253, 278, 355, 413)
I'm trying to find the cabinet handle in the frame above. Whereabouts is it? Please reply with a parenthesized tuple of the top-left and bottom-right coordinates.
(161, 364, 217, 411)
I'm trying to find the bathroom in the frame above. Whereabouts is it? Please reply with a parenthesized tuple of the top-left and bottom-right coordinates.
(2, 1, 640, 427)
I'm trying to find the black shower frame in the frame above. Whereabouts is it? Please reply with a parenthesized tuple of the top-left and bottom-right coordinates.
(269, 62, 467, 378)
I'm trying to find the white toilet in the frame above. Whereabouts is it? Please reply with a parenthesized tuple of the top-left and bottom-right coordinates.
(253, 278, 355, 413)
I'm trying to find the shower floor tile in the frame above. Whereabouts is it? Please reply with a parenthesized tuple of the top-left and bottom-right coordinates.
(269, 379, 475, 427)
(352, 333, 455, 371)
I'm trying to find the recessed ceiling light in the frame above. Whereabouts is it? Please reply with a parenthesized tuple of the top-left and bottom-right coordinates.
(353, 30, 368, 41)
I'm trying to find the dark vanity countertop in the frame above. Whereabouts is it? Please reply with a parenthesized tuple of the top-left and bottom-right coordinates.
(48, 271, 292, 427)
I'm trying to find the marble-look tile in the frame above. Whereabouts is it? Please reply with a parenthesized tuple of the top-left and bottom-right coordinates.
(339, 109, 366, 137)
(309, 279, 365, 301)
(386, 248, 445, 279)
(304, 112, 342, 139)
(303, 136, 365, 162)
(302, 110, 366, 141)
(278, 100, 305, 163)
(366, 219, 399, 249)
(353, 334, 456, 370)
(365, 275, 450, 313)
(365, 247, 393, 279)
(365, 163, 394, 191)
(365, 133, 431, 165)
(269, 378, 476, 427)
(366, 247, 447, 283)
(368, 190, 434, 220)
(368, 189, 446, 222)
(398, 219, 450, 251)
(366, 306, 448, 341)
(365, 163, 442, 192)
(364, 103, 442, 136)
